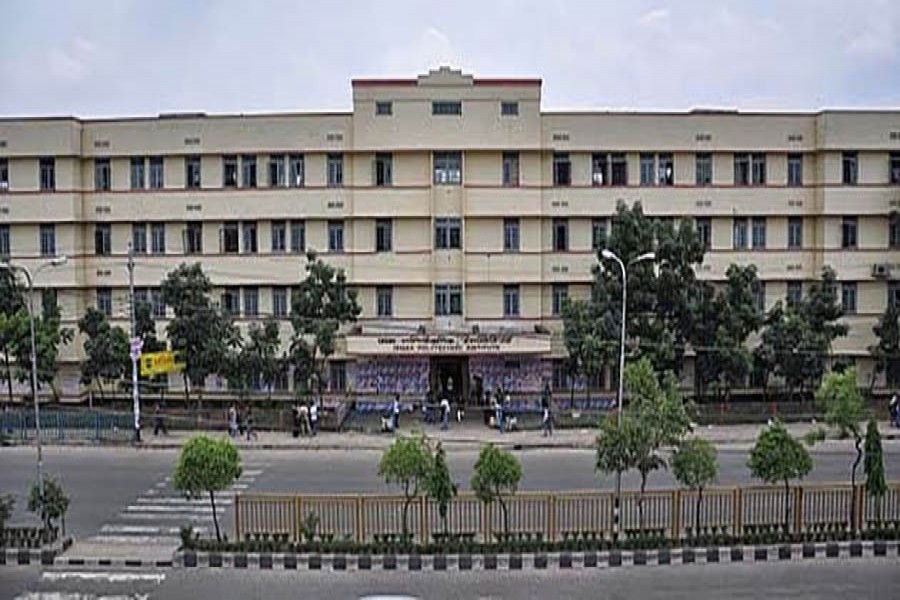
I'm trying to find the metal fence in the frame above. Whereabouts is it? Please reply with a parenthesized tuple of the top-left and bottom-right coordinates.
(234, 483, 900, 544)
(0, 409, 134, 442)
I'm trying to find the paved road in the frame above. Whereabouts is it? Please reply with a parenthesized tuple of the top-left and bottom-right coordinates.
(2, 559, 899, 599)
(3, 445, 900, 538)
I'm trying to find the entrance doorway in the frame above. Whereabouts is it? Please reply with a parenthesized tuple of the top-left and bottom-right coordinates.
(431, 357, 468, 404)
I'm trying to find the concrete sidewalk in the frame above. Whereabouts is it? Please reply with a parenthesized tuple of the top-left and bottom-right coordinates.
(129, 419, 900, 452)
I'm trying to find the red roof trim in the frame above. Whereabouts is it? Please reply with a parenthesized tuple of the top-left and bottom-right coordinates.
(473, 78, 541, 86)
(351, 79, 417, 87)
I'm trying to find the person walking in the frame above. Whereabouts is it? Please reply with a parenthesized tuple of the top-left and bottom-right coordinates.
(541, 382, 553, 437)
(309, 401, 319, 436)
(440, 396, 451, 431)
(227, 404, 238, 438)
(493, 392, 504, 434)
(299, 403, 310, 436)
(292, 403, 301, 438)
(890, 392, 899, 428)
(245, 406, 257, 441)
(153, 403, 167, 436)
(392, 394, 401, 431)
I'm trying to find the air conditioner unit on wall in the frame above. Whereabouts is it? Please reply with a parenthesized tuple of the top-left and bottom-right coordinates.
(872, 263, 891, 278)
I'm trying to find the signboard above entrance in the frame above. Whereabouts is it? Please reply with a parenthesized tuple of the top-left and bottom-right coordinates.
(346, 334, 551, 356)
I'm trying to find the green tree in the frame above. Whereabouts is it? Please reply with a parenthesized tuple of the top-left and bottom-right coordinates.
(0, 493, 14, 532)
(133, 301, 167, 389)
(28, 476, 70, 536)
(289, 251, 361, 400)
(173, 435, 242, 542)
(161, 264, 239, 403)
(0, 271, 25, 404)
(245, 319, 284, 398)
(378, 433, 433, 538)
(800, 267, 849, 389)
(425, 442, 457, 536)
(595, 412, 638, 498)
(863, 419, 887, 523)
(816, 368, 867, 491)
(78, 308, 129, 400)
(10, 305, 74, 399)
(870, 305, 900, 390)
(747, 420, 813, 531)
(561, 297, 608, 400)
(672, 439, 718, 534)
(471, 443, 523, 537)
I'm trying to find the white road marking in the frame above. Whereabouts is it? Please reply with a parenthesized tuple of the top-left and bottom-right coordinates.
(87, 535, 180, 545)
(241, 469, 263, 476)
(100, 525, 208, 534)
(154, 482, 167, 488)
(136, 497, 232, 506)
(16, 594, 149, 600)
(231, 483, 249, 490)
(41, 571, 166, 583)
(118, 512, 216, 521)
(125, 505, 224, 513)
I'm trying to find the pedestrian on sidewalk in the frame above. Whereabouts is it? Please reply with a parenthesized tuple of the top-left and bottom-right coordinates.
(227, 404, 238, 438)
(392, 394, 401, 431)
(541, 382, 553, 437)
(299, 403, 310, 436)
(493, 392, 504, 434)
(890, 392, 899, 428)
(153, 402, 167, 436)
(292, 403, 301, 438)
(309, 401, 319, 436)
(245, 406, 257, 441)
(440, 396, 451, 430)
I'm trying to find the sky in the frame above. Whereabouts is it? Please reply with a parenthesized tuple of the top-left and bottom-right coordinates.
(1, 0, 898, 117)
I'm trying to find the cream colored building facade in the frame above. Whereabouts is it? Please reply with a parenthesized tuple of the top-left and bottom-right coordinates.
(1, 67, 899, 400)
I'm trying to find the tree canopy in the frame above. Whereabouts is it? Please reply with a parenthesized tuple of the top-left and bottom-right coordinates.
(78, 307, 129, 400)
(748, 420, 812, 529)
(173, 435, 242, 541)
(471, 443, 523, 536)
(378, 433, 434, 537)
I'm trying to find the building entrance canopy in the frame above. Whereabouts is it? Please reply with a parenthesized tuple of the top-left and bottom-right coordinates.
(346, 333, 551, 356)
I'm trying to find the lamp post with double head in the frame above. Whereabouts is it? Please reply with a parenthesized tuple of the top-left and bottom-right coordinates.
(600, 248, 655, 539)
(0, 255, 68, 531)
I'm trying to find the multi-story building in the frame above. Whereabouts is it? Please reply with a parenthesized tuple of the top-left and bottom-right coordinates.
(1, 67, 898, 401)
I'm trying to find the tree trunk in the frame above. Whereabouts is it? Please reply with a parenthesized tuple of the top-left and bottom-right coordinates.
(209, 490, 221, 542)
(4, 351, 13, 405)
(182, 372, 190, 405)
(783, 479, 791, 534)
(401, 481, 411, 538)
(498, 494, 510, 537)
(851, 432, 862, 531)
(695, 486, 703, 536)
(639, 472, 647, 533)
(97, 379, 105, 402)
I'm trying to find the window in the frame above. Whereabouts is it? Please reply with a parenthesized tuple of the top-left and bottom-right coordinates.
(842, 216, 858, 249)
(374, 153, 392, 186)
(503, 285, 520, 317)
(222, 222, 239, 254)
(592, 153, 608, 186)
(376, 286, 393, 317)
(788, 153, 803, 187)
(328, 220, 344, 253)
(133, 288, 149, 315)
(610, 153, 627, 185)
(289, 154, 305, 187)
(329, 361, 347, 392)
(552, 283, 568, 316)
(290, 220, 305, 253)
(40, 224, 56, 256)
(268, 155, 286, 187)
(751, 153, 766, 185)
(94, 158, 111, 191)
(592, 218, 608, 251)
(752, 217, 767, 249)
(221, 288, 240, 316)
(890, 281, 900, 310)
(150, 288, 165, 318)
(375, 218, 393, 252)
(695, 217, 711, 249)
(553, 152, 571, 186)
(0, 224, 9, 258)
(552, 359, 569, 391)
(890, 214, 900, 249)
(272, 286, 288, 318)
(222, 155, 238, 187)
(734, 153, 750, 185)
(433, 151, 462, 185)
(242, 221, 258, 254)
(271, 221, 286, 253)
(327, 153, 344, 187)
(842, 152, 858, 185)
(640, 153, 655, 186)
(243, 287, 259, 317)
(500, 101, 519, 116)
(733, 218, 748, 250)
(95, 224, 111, 256)
(149, 156, 164, 189)
(786, 281, 803, 307)
(185, 155, 201, 189)
(434, 284, 463, 316)
(434, 217, 462, 250)
(39, 158, 55, 191)
(657, 153, 674, 186)
(502, 152, 519, 187)
(891, 152, 900, 185)
(0, 158, 8, 191)
(41, 288, 57, 318)
(132, 223, 147, 254)
(842, 282, 857, 315)
(241, 155, 257, 188)
(185, 222, 202, 254)
(553, 218, 568, 251)
(432, 101, 462, 116)
(695, 153, 712, 186)
(788, 217, 803, 249)
(151, 223, 165, 254)
(130, 157, 145, 189)
(375, 101, 393, 116)
(751, 281, 766, 313)
(96, 288, 112, 316)
(503, 218, 520, 252)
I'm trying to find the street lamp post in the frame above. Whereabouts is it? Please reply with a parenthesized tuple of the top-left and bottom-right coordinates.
(0, 255, 68, 532)
(600, 248, 655, 540)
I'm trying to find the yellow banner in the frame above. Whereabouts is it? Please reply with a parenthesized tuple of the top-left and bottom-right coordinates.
(140, 351, 184, 376)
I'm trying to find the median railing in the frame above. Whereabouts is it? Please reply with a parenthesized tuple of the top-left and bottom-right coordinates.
(234, 483, 900, 544)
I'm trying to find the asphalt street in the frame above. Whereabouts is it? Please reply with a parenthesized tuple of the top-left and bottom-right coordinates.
(2, 559, 899, 599)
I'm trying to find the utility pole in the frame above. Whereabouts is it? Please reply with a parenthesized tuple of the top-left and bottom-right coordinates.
(128, 243, 141, 442)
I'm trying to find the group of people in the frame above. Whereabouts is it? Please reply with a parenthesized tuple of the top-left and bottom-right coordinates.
(291, 401, 320, 437)
(485, 382, 554, 436)
(227, 403, 257, 441)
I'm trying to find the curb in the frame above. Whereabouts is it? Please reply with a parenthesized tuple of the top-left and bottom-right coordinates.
(171, 540, 900, 571)
(52, 556, 175, 568)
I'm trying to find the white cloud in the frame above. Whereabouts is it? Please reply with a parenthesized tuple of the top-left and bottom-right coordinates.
(47, 36, 98, 83)
(381, 27, 466, 76)
(638, 8, 669, 27)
